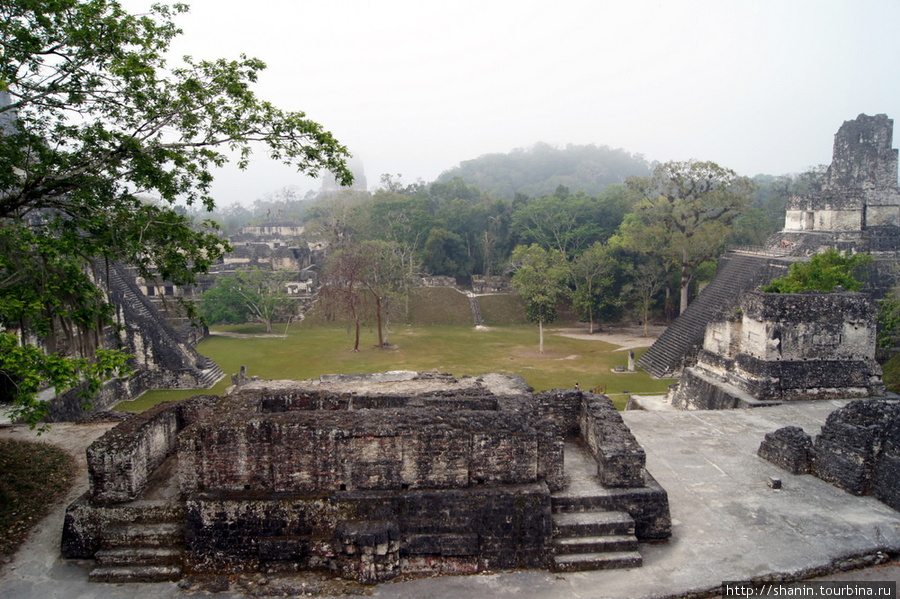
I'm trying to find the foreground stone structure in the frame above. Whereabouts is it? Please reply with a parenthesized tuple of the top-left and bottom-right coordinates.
(669, 290, 885, 410)
(62, 372, 670, 584)
(759, 399, 900, 511)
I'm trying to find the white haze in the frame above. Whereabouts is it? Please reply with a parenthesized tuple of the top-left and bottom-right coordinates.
(119, 0, 900, 205)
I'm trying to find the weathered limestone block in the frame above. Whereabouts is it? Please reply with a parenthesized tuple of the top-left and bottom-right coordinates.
(874, 418, 900, 511)
(757, 426, 813, 475)
(87, 401, 179, 503)
(580, 393, 646, 487)
(334, 521, 400, 584)
(184, 484, 552, 580)
(179, 405, 559, 493)
(814, 400, 898, 495)
(535, 389, 582, 436)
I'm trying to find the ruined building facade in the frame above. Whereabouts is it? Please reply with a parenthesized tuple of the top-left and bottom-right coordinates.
(669, 290, 884, 410)
(639, 114, 900, 381)
(782, 113, 900, 254)
(62, 372, 671, 584)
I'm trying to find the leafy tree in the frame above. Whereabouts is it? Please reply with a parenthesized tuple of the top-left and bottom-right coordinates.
(423, 228, 471, 277)
(0, 335, 130, 430)
(319, 241, 411, 350)
(0, 0, 351, 425)
(509, 244, 570, 353)
(763, 249, 872, 293)
(625, 160, 756, 314)
(200, 268, 297, 333)
(304, 189, 368, 248)
(570, 242, 620, 333)
(620, 254, 669, 337)
(510, 188, 597, 257)
(877, 298, 900, 351)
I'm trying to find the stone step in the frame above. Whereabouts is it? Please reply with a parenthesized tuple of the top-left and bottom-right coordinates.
(102, 522, 183, 549)
(552, 550, 643, 572)
(89, 564, 182, 583)
(552, 510, 635, 536)
(553, 534, 638, 555)
(550, 494, 618, 513)
(94, 546, 183, 567)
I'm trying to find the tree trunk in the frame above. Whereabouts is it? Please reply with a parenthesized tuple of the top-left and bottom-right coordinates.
(374, 294, 384, 348)
(539, 318, 545, 354)
(680, 248, 690, 315)
(642, 302, 650, 337)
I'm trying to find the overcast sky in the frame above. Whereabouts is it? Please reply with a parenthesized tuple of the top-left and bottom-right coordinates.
(121, 0, 900, 206)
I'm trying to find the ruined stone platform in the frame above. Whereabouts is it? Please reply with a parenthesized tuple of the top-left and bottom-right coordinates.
(4, 399, 900, 598)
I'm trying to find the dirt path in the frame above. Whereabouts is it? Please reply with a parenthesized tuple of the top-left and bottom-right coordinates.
(552, 323, 664, 351)
(0, 422, 113, 576)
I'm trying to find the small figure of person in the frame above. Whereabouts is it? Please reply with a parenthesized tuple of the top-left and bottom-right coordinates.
(574, 382, 580, 391)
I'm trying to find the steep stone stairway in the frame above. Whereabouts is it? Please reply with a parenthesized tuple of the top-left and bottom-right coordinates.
(550, 441, 642, 572)
(638, 252, 789, 378)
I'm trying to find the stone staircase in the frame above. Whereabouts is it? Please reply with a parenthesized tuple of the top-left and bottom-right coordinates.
(106, 261, 225, 389)
(638, 252, 790, 378)
(90, 518, 185, 583)
(468, 294, 484, 326)
(549, 440, 649, 573)
(550, 506, 641, 572)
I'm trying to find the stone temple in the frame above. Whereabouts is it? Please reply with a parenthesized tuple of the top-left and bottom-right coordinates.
(62, 372, 671, 584)
(639, 114, 900, 382)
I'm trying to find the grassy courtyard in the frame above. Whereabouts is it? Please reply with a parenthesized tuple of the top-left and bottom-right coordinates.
(115, 321, 674, 412)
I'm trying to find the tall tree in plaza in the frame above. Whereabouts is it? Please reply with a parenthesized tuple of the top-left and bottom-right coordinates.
(319, 241, 411, 350)
(624, 161, 755, 314)
(570, 242, 620, 334)
(0, 0, 352, 425)
(509, 244, 570, 353)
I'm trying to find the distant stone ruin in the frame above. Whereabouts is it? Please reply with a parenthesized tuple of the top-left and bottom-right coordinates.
(639, 113, 900, 381)
(781, 114, 900, 254)
(62, 371, 670, 585)
(759, 399, 900, 512)
(669, 290, 885, 410)
(43, 261, 224, 421)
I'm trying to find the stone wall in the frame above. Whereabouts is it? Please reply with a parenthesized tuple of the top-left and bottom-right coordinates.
(185, 484, 551, 580)
(178, 390, 562, 494)
(759, 399, 900, 511)
(670, 290, 884, 409)
(580, 393, 646, 487)
(87, 396, 218, 503)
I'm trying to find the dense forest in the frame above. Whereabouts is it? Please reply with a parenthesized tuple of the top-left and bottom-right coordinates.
(202, 144, 826, 327)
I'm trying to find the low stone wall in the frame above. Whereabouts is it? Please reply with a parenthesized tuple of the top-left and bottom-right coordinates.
(579, 393, 646, 487)
(184, 484, 551, 581)
(62, 495, 185, 558)
(535, 389, 582, 436)
(759, 399, 900, 511)
(86, 395, 218, 503)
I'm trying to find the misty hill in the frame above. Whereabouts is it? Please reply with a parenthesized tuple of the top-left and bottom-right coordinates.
(436, 142, 651, 199)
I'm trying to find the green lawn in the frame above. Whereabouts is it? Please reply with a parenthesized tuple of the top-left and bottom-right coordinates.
(115, 322, 674, 412)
